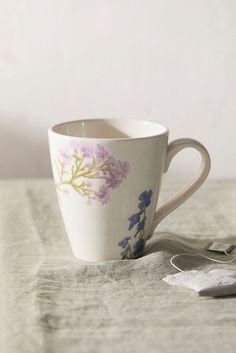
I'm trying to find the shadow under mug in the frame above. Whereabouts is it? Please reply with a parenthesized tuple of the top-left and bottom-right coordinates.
(48, 119, 211, 262)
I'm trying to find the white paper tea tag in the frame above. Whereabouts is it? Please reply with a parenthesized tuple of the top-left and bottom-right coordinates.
(206, 241, 235, 254)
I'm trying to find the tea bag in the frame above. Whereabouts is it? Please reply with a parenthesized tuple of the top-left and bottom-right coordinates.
(163, 265, 236, 297)
(162, 240, 236, 297)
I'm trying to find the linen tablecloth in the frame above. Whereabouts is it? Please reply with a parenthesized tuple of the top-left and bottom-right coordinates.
(1, 178, 236, 353)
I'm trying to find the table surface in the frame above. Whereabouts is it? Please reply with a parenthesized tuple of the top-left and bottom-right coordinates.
(1, 178, 236, 353)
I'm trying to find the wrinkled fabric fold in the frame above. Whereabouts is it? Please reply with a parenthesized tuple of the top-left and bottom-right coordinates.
(1, 179, 236, 353)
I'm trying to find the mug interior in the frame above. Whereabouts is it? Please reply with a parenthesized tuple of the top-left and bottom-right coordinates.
(51, 119, 168, 139)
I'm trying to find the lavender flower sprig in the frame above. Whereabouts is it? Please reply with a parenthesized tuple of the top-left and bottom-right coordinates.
(56, 142, 129, 205)
(118, 190, 153, 259)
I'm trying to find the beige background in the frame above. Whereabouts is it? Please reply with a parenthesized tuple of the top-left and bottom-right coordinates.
(0, 0, 235, 177)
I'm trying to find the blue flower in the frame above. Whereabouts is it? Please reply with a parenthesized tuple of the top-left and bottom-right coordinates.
(138, 190, 153, 210)
(133, 239, 145, 254)
(118, 189, 154, 259)
(118, 236, 131, 249)
(128, 212, 141, 230)
(137, 218, 146, 231)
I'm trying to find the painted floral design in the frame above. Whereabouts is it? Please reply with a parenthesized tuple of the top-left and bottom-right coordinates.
(56, 142, 129, 205)
(118, 190, 153, 259)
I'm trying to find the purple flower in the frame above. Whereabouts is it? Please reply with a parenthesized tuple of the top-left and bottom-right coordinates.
(118, 236, 131, 249)
(133, 239, 145, 255)
(128, 212, 141, 230)
(107, 156, 116, 166)
(79, 142, 93, 158)
(118, 189, 153, 259)
(105, 171, 122, 189)
(60, 150, 71, 165)
(137, 218, 146, 231)
(95, 144, 109, 160)
(138, 190, 153, 210)
(117, 160, 129, 178)
(95, 185, 110, 205)
(105, 160, 129, 189)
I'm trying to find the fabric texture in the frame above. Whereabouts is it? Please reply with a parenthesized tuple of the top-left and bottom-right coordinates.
(1, 178, 236, 353)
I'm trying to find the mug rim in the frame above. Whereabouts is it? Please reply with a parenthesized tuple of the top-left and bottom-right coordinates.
(48, 118, 169, 141)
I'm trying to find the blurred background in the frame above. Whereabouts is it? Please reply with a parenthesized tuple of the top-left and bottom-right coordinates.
(0, 0, 235, 178)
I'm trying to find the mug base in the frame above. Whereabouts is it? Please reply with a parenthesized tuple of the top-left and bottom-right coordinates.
(71, 249, 144, 263)
(71, 250, 120, 263)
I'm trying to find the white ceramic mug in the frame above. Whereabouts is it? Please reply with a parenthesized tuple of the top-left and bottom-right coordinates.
(48, 119, 210, 262)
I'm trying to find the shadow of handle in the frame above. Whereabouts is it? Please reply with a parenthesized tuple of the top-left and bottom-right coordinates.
(150, 138, 211, 236)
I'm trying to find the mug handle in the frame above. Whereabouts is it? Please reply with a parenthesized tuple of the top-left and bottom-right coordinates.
(150, 138, 211, 235)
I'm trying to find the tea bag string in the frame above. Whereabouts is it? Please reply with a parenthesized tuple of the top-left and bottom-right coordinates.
(170, 251, 236, 272)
